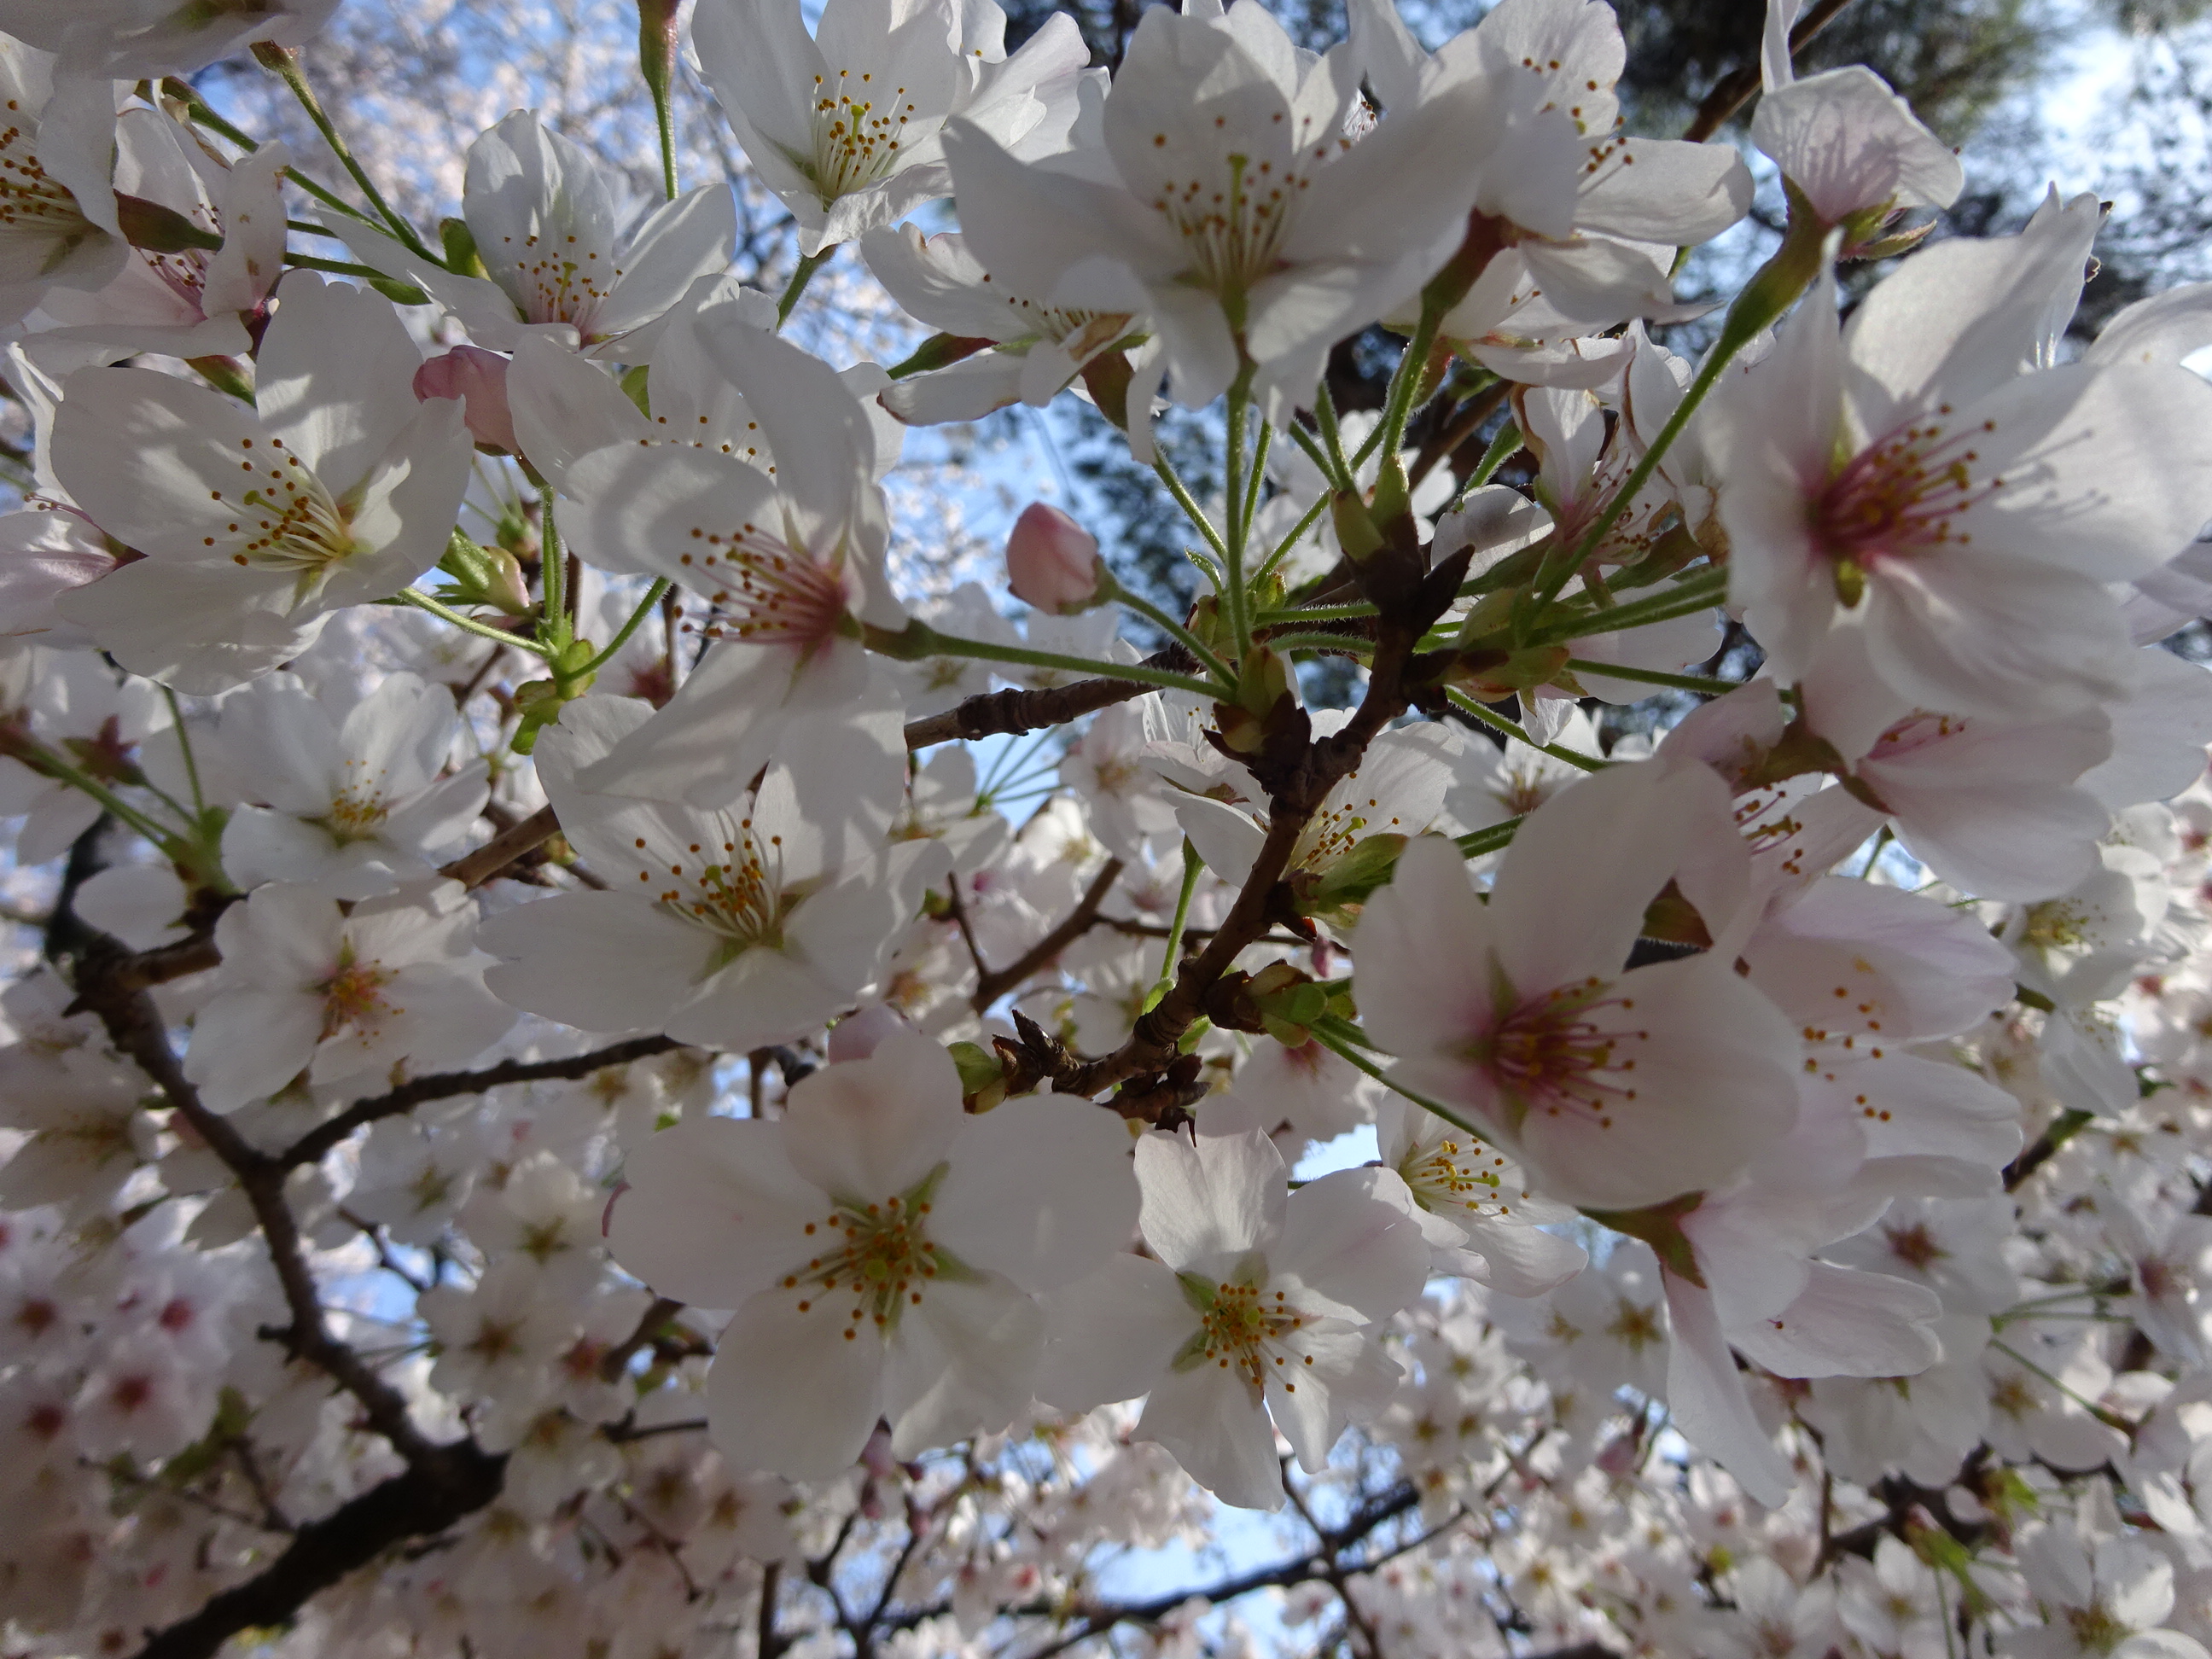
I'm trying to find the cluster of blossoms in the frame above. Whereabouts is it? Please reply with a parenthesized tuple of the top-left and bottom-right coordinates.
(11, 0, 2212, 1655)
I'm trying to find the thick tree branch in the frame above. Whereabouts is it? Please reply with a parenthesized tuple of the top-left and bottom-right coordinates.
(70, 940, 443, 1463)
(64, 938, 512, 1659)
(132, 1444, 506, 1659)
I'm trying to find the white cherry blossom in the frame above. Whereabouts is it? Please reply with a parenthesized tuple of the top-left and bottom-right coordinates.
(50, 274, 473, 691)
(335, 111, 735, 359)
(1038, 1130, 1429, 1510)
(477, 694, 947, 1052)
(608, 1030, 1138, 1476)
(1356, 761, 1799, 1210)
(694, 0, 1092, 256)
(184, 879, 513, 1113)
(216, 670, 488, 899)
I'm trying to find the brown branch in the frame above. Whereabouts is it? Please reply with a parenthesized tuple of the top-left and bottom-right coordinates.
(104, 928, 227, 990)
(901, 647, 1196, 750)
(2004, 1108, 2093, 1192)
(599, 1295, 685, 1382)
(70, 940, 442, 1464)
(280, 1034, 680, 1172)
(942, 874, 992, 985)
(132, 1444, 505, 1659)
(760, 1560, 789, 1659)
(1053, 619, 1426, 1102)
(437, 801, 562, 888)
(1021, 1481, 1424, 1659)
(971, 858, 1125, 1010)
(1681, 0, 1854, 142)
(64, 937, 513, 1659)
(1407, 379, 1510, 489)
(602, 1416, 710, 1443)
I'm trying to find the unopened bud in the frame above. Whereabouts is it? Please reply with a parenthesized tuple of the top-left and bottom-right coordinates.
(415, 346, 517, 454)
(1006, 503, 1108, 615)
(637, 0, 683, 92)
(828, 1004, 909, 1063)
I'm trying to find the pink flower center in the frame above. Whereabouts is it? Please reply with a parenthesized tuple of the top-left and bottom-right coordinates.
(678, 523, 853, 659)
(1484, 978, 1648, 1129)
(1813, 410, 2007, 583)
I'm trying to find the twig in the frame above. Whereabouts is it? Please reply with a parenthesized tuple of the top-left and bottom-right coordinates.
(599, 1296, 685, 1382)
(69, 948, 418, 1441)
(2005, 1108, 2094, 1192)
(1681, 0, 1855, 142)
(1053, 616, 1424, 1101)
(1021, 1482, 1424, 1659)
(280, 1034, 681, 1171)
(972, 859, 1125, 1010)
(760, 1560, 789, 1659)
(1407, 380, 1510, 489)
(63, 940, 509, 1659)
(602, 1417, 710, 1444)
(437, 803, 562, 888)
(131, 1447, 506, 1659)
(340, 1208, 429, 1294)
(901, 648, 1197, 749)
(943, 875, 991, 985)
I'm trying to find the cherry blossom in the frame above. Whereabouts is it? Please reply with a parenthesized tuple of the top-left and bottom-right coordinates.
(49, 274, 474, 690)
(184, 879, 513, 1112)
(335, 110, 736, 359)
(1038, 1130, 1429, 1509)
(1356, 761, 1799, 1209)
(608, 1030, 1138, 1476)
(693, 0, 1091, 256)
(1717, 235, 2212, 723)
(216, 670, 489, 899)
(478, 694, 947, 1051)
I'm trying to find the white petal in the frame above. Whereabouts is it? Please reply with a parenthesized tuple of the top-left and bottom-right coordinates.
(883, 1273, 1045, 1456)
(478, 891, 719, 1033)
(934, 1093, 1140, 1291)
(1270, 1167, 1429, 1323)
(1036, 1253, 1194, 1412)
(781, 1029, 965, 1205)
(607, 1116, 821, 1309)
(707, 1290, 884, 1481)
(1133, 1130, 1286, 1276)
(1661, 1270, 1793, 1507)
(1726, 1261, 1941, 1380)
(1138, 1359, 1284, 1511)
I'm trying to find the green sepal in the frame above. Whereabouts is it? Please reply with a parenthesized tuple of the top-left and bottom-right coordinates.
(114, 192, 223, 253)
(439, 216, 486, 278)
(1580, 1191, 1707, 1285)
(948, 1040, 1008, 1111)
(886, 332, 997, 380)
(434, 529, 532, 615)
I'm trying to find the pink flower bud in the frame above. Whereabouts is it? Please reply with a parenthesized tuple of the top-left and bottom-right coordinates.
(1005, 502, 1106, 614)
(414, 346, 516, 454)
(826, 1003, 908, 1063)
